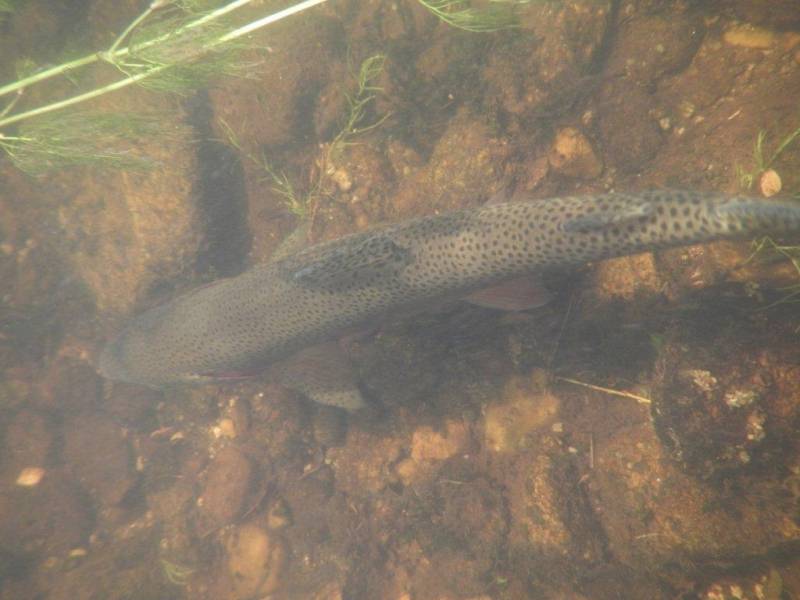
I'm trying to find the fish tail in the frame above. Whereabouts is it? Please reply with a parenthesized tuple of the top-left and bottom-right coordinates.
(714, 197, 800, 235)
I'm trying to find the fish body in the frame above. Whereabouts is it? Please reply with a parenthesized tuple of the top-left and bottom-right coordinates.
(98, 190, 800, 394)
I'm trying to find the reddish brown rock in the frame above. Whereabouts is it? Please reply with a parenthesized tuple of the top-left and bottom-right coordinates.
(0, 469, 91, 558)
(548, 127, 603, 180)
(589, 420, 800, 569)
(606, 11, 705, 84)
(597, 82, 664, 174)
(63, 413, 136, 507)
(197, 445, 253, 532)
(2, 409, 53, 479)
(391, 109, 511, 218)
(37, 357, 101, 412)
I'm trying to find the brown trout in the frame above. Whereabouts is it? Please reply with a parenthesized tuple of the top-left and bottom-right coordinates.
(98, 190, 800, 407)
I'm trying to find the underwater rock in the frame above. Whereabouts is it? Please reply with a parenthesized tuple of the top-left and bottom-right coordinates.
(15, 467, 46, 487)
(225, 396, 251, 437)
(505, 436, 603, 564)
(548, 127, 603, 180)
(2, 409, 53, 479)
(759, 169, 782, 197)
(226, 523, 287, 599)
(588, 419, 800, 569)
(590, 253, 662, 302)
(720, 0, 800, 30)
(391, 109, 510, 217)
(597, 81, 664, 173)
(606, 10, 705, 84)
(103, 382, 162, 430)
(0, 469, 91, 558)
(477, 0, 610, 140)
(39, 519, 177, 600)
(197, 445, 253, 532)
(210, 16, 343, 151)
(723, 23, 777, 49)
(651, 317, 799, 480)
(311, 405, 349, 448)
(396, 419, 470, 484)
(327, 429, 406, 496)
(483, 371, 561, 453)
(63, 413, 136, 507)
(55, 89, 202, 315)
(266, 498, 292, 531)
(37, 357, 101, 412)
(410, 420, 469, 463)
(409, 466, 509, 598)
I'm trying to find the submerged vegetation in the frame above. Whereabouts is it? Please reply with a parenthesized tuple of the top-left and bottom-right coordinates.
(0, 111, 168, 174)
(219, 53, 387, 220)
(736, 121, 800, 193)
(0, 0, 14, 22)
(160, 557, 195, 586)
(329, 53, 389, 161)
(748, 237, 800, 310)
(0, 0, 522, 175)
(734, 118, 800, 312)
(416, 0, 523, 32)
(0, 0, 329, 173)
(217, 118, 313, 218)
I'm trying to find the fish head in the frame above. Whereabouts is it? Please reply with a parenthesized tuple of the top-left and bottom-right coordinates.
(96, 301, 194, 387)
(97, 329, 219, 387)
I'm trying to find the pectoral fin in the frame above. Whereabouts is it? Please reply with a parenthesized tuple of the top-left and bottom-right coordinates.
(286, 235, 412, 290)
(270, 343, 366, 411)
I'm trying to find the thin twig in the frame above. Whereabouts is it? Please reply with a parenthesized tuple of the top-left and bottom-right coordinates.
(556, 376, 652, 405)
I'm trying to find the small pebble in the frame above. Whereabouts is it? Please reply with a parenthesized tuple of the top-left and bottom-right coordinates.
(723, 24, 775, 49)
(218, 417, 237, 438)
(331, 169, 353, 192)
(16, 466, 45, 487)
(759, 169, 781, 197)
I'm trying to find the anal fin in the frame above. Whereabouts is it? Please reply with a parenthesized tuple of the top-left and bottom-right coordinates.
(465, 277, 552, 311)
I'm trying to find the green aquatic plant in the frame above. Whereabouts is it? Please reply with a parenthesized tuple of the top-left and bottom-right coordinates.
(0, 111, 170, 174)
(329, 53, 388, 160)
(416, 0, 523, 33)
(264, 162, 311, 218)
(217, 117, 314, 218)
(0, 0, 330, 173)
(0, 0, 19, 24)
(736, 123, 800, 191)
(218, 53, 387, 220)
(746, 236, 800, 310)
(160, 557, 195, 586)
